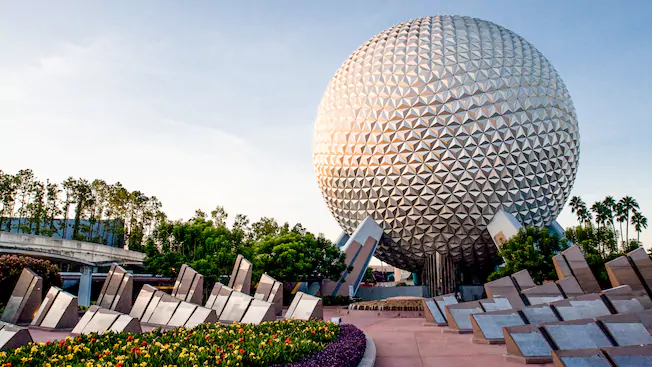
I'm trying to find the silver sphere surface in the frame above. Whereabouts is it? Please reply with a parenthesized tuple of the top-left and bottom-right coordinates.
(313, 15, 579, 271)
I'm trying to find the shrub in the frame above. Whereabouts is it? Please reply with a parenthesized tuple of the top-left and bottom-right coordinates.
(322, 295, 352, 306)
(0, 255, 62, 305)
(0, 320, 341, 367)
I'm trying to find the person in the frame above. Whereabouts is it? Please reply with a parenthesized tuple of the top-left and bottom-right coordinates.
(455, 291, 462, 302)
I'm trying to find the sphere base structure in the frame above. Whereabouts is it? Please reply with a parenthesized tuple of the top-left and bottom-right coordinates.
(330, 212, 566, 297)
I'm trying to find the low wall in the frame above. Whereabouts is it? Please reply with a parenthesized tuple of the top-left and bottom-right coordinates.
(355, 285, 427, 300)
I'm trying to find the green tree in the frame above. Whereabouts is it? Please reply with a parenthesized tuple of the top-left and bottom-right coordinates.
(0, 171, 17, 231)
(61, 177, 77, 239)
(602, 196, 617, 234)
(363, 267, 376, 284)
(71, 178, 92, 240)
(631, 211, 648, 244)
(254, 232, 347, 284)
(143, 214, 244, 291)
(569, 196, 585, 226)
(14, 169, 36, 233)
(565, 225, 620, 283)
(618, 196, 639, 245)
(488, 227, 568, 283)
(43, 180, 61, 236)
(250, 217, 280, 242)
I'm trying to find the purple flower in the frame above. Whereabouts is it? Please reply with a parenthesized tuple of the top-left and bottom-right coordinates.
(274, 324, 366, 367)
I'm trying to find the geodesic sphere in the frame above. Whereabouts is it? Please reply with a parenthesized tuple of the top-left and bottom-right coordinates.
(313, 15, 579, 271)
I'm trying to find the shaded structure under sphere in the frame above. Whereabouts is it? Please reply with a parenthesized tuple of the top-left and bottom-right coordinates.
(313, 15, 579, 271)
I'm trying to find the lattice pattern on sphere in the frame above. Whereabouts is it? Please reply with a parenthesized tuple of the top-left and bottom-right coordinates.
(313, 15, 579, 271)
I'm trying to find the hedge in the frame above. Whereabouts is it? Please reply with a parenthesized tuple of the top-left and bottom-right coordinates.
(0, 255, 62, 305)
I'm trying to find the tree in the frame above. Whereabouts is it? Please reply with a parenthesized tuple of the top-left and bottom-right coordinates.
(591, 201, 609, 229)
(14, 169, 36, 233)
(210, 206, 228, 228)
(631, 211, 648, 244)
(602, 196, 617, 234)
(0, 171, 17, 231)
(618, 196, 639, 245)
(250, 217, 281, 242)
(144, 206, 348, 293)
(575, 201, 592, 228)
(71, 178, 92, 240)
(144, 214, 244, 288)
(565, 225, 620, 283)
(488, 227, 568, 283)
(61, 177, 77, 239)
(43, 180, 61, 236)
(254, 232, 347, 284)
(27, 180, 45, 234)
(363, 267, 376, 284)
(569, 196, 585, 226)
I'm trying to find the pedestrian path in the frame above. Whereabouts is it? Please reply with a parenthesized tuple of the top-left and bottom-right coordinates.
(324, 308, 548, 367)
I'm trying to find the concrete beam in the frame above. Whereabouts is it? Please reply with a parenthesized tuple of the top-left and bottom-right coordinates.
(0, 232, 145, 265)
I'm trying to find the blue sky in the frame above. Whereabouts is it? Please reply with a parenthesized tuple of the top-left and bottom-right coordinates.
(1, 1, 651, 248)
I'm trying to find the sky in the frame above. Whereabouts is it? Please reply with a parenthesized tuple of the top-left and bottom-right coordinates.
(1, 1, 651, 251)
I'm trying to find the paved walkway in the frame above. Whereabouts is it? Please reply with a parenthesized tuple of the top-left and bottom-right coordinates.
(324, 308, 550, 367)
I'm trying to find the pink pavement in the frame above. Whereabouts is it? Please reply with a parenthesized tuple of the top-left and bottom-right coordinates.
(323, 307, 551, 367)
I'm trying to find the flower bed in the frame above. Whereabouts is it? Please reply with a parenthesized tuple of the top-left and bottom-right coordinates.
(0, 320, 367, 367)
(278, 324, 366, 367)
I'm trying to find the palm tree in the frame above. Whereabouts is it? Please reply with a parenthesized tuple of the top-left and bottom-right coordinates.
(615, 202, 627, 244)
(603, 196, 617, 234)
(577, 204, 593, 228)
(569, 196, 585, 226)
(592, 202, 610, 229)
(631, 211, 648, 244)
(619, 196, 640, 244)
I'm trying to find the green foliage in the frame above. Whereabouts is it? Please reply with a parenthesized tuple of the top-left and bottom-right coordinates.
(363, 267, 376, 283)
(144, 215, 244, 289)
(564, 225, 618, 256)
(565, 225, 640, 283)
(255, 232, 347, 283)
(569, 195, 646, 248)
(0, 255, 62, 305)
(0, 320, 340, 367)
(489, 224, 644, 287)
(144, 209, 347, 292)
(322, 295, 353, 306)
(0, 168, 162, 248)
(488, 227, 568, 283)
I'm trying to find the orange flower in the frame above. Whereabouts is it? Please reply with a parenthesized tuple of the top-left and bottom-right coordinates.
(116, 363, 123, 367)
(239, 338, 244, 343)
(285, 338, 291, 343)
(240, 349, 245, 354)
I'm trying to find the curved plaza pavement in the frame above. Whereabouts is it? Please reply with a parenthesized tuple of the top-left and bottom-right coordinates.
(323, 307, 544, 367)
